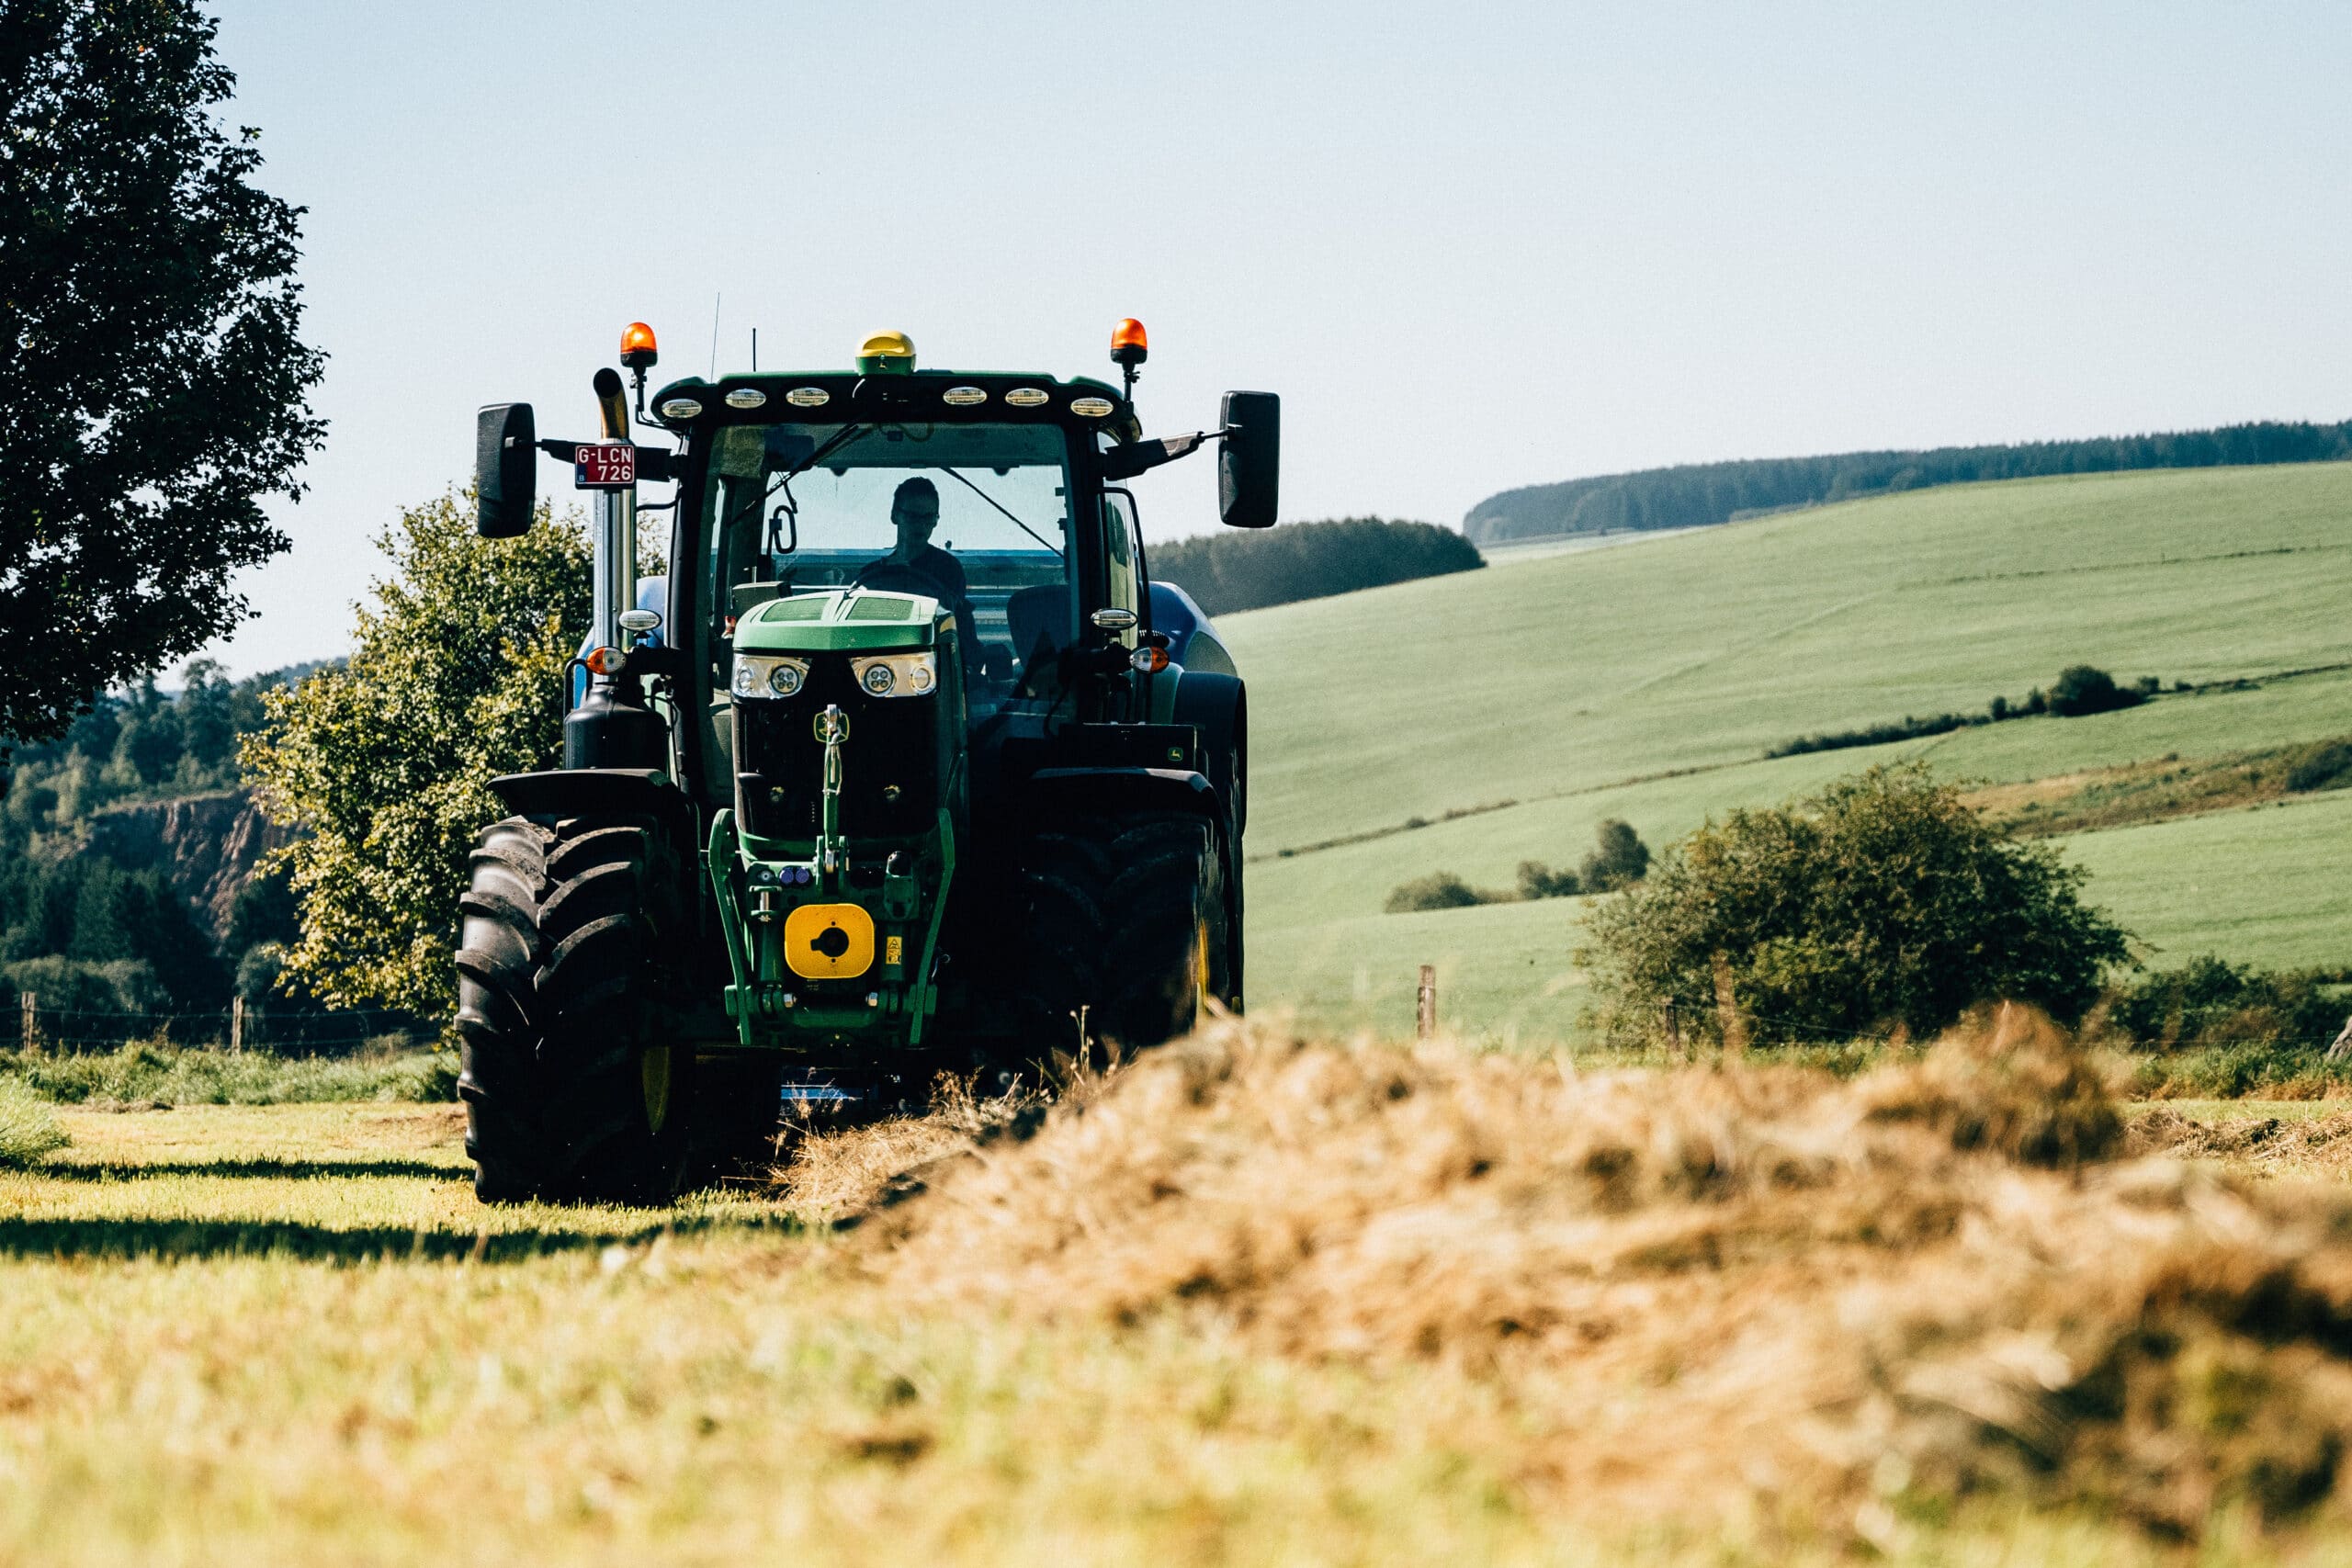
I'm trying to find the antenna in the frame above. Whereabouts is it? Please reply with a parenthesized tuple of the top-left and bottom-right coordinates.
(707, 292, 721, 379)
(752, 327, 758, 374)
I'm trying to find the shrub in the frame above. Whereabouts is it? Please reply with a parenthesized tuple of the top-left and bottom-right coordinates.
(2286, 740, 2352, 795)
(1579, 819, 1651, 892)
(2047, 665, 2144, 718)
(0, 1039, 454, 1106)
(1516, 861, 1580, 899)
(2105, 956, 2342, 1051)
(1384, 873, 1497, 913)
(0, 1077, 68, 1168)
(1585, 763, 2132, 1045)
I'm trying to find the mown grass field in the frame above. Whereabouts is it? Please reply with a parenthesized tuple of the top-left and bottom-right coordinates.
(1230, 465, 2352, 1038)
(7, 1032, 2352, 1567)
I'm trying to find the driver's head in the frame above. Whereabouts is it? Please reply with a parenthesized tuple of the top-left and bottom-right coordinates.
(891, 477, 940, 547)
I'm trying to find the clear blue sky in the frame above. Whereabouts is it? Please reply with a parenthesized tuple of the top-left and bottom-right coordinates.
(198, 0, 2352, 675)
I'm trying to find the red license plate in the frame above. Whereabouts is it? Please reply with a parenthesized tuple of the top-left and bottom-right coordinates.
(572, 442, 637, 489)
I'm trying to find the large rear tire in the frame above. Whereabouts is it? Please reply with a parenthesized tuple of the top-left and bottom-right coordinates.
(454, 813, 694, 1204)
(1012, 811, 1232, 1054)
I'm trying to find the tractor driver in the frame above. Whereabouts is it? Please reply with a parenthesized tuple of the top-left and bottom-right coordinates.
(855, 477, 982, 672)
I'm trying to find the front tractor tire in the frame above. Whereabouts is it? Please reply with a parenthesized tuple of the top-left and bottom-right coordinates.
(1016, 810, 1233, 1055)
(455, 814, 694, 1204)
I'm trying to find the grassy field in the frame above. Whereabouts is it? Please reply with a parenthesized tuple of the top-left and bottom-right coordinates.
(9, 1029, 2352, 1565)
(1231, 465, 2352, 1034)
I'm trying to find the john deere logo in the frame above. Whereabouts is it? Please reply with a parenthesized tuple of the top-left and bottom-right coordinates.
(783, 903, 875, 979)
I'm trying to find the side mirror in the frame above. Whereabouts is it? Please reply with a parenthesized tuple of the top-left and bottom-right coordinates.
(474, 402, 537, 537)
(1218, 390, 1280, 528)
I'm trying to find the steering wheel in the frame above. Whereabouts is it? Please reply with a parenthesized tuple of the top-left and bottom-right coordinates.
(851, 561, 936, 595)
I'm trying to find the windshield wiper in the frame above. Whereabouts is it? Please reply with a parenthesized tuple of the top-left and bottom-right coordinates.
(725, 423, 871, 536)
(936, 466, 1064, 558)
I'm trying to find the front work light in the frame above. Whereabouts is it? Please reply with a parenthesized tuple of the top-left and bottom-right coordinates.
(849, 652, 937, 699)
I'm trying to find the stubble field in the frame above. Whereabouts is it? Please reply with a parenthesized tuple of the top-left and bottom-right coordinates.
(11, 1015, 2352, 1566)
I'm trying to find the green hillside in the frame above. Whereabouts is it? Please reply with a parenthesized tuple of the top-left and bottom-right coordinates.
(1228, 464, 2352, 1040)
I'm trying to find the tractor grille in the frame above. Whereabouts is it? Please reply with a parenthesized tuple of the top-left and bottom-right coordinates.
(736, 657, 939, 841)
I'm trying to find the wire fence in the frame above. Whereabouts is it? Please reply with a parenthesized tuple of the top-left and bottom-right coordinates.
(5, 992, 426, 1056)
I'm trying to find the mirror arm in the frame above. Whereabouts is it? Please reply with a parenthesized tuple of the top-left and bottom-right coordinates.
(1099, 428, 1222, 481)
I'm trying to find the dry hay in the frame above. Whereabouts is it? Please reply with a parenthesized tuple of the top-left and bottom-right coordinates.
(2131, 1107, 2352, 1180)
(779, 1007, 2352, 1539)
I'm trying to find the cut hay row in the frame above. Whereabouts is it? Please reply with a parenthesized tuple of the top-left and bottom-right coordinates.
(781, 1010, 2352, 1541)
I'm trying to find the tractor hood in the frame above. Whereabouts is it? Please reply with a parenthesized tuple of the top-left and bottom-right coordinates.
(735, 589, 942, 655)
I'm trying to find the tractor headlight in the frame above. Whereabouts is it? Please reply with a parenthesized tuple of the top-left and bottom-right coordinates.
(731, 654, 810, 699)
(849, 651, 938, 699)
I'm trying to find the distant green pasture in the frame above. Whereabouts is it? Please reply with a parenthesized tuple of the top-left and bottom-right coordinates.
(1234, 465, 2352, 1032)
(1230, 464, 2352, 854)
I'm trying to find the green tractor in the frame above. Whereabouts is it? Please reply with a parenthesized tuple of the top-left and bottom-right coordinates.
(458, 321, 1277, 1202)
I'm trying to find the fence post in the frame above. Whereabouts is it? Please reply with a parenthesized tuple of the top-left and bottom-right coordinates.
(1711, 952, 1747, 1059)
(19, 993, 33, 1055)
(231, 995, 244, 1055)
(1416, 964, 1437, 1041)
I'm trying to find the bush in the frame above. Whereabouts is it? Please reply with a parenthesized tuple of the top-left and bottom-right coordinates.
(1384, 873, 1496, 913)
(0, 1077, 68, 1168)
(1585, 763, 2132, 1045)
(0, 1039, 455, 1106)
(1516, 861, 1580, 899)
(2104, 956, 2342, 1051)
(2286, 740, 2352, 795)
(1579, 819, 1651, 892)
(2047, 665, 2145, 718)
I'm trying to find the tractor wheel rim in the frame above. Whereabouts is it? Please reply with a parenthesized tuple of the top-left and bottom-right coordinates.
(641, 1044, 673, 1134)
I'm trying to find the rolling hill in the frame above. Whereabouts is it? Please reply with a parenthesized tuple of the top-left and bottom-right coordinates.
(1228, 463, 2352, 1041)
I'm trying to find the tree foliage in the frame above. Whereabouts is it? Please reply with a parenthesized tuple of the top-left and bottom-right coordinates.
(2046, 664, 2143, 718)
(1585, 764, 2132, 1044)
(1579, 818, 1650, 892)
(2107, 955, 2342, 1053)
(1465, 421, 2352, 545)
(1150, 517, 1483, 615)
(1, 0, 325, 745)
(241, 494, 589, 1015)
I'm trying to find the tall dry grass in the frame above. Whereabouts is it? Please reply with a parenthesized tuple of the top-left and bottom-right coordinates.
(779, 1007, 2352, 1540)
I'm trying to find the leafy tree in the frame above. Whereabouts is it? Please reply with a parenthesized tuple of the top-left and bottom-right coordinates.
(1151, 517, 1484, 615)
(2047, 664, 2143, 718)
(1516, 860, 1580, 899)
(1578, 819, 1651, 892)
(1466, 420, 2352, 546)
(2107, 955, 2340, 1052)
(1, 0, 325, 748)
(1585, 764, 2132, 1044)
(242, 493, 589, 1015)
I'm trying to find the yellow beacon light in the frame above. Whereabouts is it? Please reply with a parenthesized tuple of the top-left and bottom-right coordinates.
(855, 331, 916, 375)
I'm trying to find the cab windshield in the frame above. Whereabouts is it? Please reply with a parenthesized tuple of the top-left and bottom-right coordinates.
(705, 420, 1075, 693)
